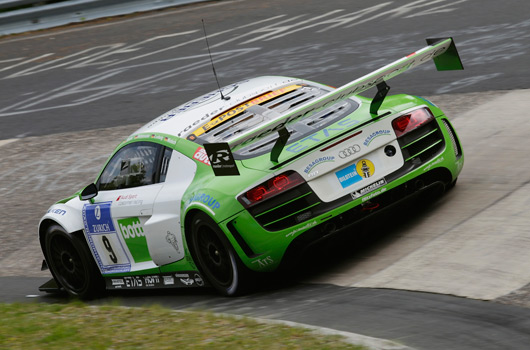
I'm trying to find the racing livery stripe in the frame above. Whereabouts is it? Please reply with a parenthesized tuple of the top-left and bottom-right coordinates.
(186, 84, 301, 140)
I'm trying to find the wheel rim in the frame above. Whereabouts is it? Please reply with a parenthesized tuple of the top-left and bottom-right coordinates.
(49, 234, 87, 293)
(196, 225, 233, 287)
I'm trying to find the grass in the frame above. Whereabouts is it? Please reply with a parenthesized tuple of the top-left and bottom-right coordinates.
(0, 302, 367, 350)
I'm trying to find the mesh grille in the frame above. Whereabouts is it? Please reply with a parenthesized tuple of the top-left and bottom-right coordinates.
(441, 119, 461, 157)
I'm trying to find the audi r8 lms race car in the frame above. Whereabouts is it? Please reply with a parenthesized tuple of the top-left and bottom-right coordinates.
(39, 38, 464, 298)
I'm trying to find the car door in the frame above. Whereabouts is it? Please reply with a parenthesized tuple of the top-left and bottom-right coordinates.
(82, 141, 167, 275)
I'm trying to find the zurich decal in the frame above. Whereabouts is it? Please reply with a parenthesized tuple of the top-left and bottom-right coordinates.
(83, 202, 115, 234)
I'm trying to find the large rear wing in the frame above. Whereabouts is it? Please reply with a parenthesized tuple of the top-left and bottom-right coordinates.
(226, 37, 463, 151)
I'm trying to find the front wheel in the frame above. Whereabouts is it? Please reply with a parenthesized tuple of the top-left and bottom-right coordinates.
(45, 225, 104, 299)
(190, 212, 247, 296)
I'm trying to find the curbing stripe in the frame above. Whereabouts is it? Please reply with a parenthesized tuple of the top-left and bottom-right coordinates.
(0, 139, 18, 148)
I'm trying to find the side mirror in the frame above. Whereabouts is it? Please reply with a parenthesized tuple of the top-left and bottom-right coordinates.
(79, 183, 98, 201)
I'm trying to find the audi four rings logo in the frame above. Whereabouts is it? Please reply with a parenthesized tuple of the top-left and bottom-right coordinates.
(338, 144, 361, 158)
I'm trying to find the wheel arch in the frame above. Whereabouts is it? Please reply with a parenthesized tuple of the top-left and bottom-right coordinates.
(183, 208, 212, 261)
(39, 219, 86, 271)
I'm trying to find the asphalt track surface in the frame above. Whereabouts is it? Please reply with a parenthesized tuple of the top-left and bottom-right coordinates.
(2, 1, 530, 349)
(1, 0, 529, 140)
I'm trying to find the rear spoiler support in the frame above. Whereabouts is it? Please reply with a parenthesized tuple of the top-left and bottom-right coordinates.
(270, 127, 290, 163)
(370, 81, 391, 116)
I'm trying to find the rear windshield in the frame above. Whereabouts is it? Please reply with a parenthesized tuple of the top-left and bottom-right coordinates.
(191, 84, 359, 159)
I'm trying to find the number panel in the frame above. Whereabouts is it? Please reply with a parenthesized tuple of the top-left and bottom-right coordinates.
(82, 201, 131, 273)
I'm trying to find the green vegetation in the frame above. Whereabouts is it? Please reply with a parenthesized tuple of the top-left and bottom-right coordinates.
(0, 302, 366, 350)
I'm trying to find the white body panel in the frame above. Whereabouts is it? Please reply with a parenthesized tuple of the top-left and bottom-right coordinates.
(40, 199, 85, 234)
(145, 151, 197, 266)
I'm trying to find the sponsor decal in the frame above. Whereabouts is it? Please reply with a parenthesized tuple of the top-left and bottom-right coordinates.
(194, 273, 204, 287)
(47, 208, 66, 216)
(126, 133, 177, 145)
(423, 156, 445, 172)
(163, 136, 177, 145)
(363, 130, 391, 147)
(143, 275, 160, 287)
(362, 187, 387, 202)
(335, 164, 363, 189)
(186, 85, 300, 140)
(82, 202, 131, 273)
(163, 276, 175, 286)
(251, 256, 274, 268)
(187, 193, 220, 210)
(204, 143, 240, 176)
(180, 278, 195, 286)
(286, 220, 318, 238)
(116, 194, 138, 201)
(175, 273, 190, 278)
(124, 276, 143, 288)
(166, 231, 181, 254)
(351, 178, 387, 199)
(193, 147, 211, 166)
(111, 279, 124, 287)
(106, 272, 202, 289)
(304, 156, 335, 174)
(84, 202, 115, 234)
(285, 115, 361, 153)
(338, 144, 361, 159)
(356, 159, 375, 179)
(117, 217, 151, 263)
(307, 170, 319, 178)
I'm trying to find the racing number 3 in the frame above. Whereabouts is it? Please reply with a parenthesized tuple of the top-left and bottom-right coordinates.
(102, 236, 118, 263)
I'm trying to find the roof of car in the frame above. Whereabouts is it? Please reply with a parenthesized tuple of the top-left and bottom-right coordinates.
(134, 76, 305, 139)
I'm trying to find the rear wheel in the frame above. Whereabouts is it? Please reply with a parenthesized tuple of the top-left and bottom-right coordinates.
(190, 212, 247, 296)
(45, 225, 104, 299)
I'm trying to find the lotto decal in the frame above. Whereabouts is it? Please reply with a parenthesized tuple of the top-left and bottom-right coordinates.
(117, 217, 151, 263)
(193, 147, 211, 166)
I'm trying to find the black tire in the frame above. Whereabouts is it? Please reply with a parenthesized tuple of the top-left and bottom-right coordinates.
(45, 224, 104, 299)
(446, 177, 458, 191)
(190, 212, 247, 296)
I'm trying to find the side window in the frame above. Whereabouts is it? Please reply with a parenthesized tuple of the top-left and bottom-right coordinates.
(159, 147, 173, 183)
(98, 142, 162, 191)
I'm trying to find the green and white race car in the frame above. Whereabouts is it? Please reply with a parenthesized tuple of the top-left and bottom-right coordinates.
(39, 38, 464, 298)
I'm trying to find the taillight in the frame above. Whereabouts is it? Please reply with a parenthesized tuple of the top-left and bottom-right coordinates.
(238, 171, 305, 208)
(392, 108, 434, 138)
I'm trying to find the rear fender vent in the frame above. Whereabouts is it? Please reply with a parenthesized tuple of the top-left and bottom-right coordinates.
(441, 119, 462, 158)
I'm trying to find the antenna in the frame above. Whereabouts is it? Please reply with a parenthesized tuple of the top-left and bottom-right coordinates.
(202, 19, 230, 101)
